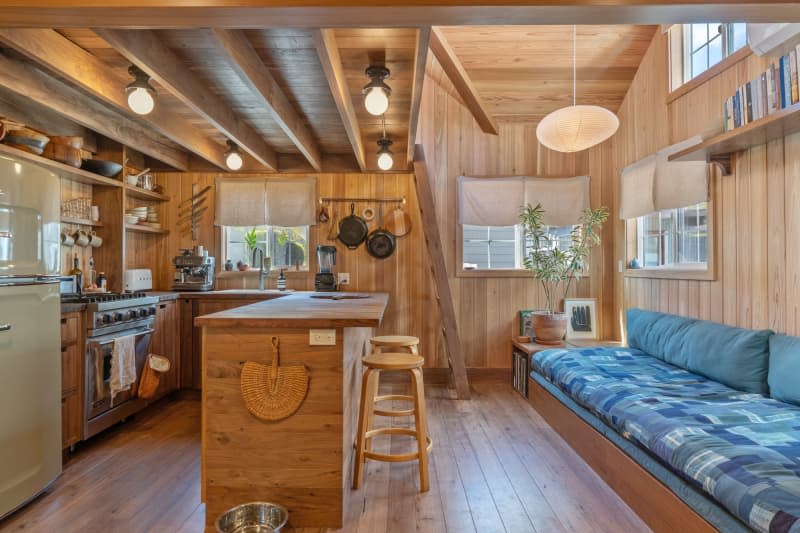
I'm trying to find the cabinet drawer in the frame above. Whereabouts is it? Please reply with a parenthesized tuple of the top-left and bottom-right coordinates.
(60, 314, 80, 345)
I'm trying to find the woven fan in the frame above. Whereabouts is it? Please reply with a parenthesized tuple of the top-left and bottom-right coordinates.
(241, 336, 309, 422)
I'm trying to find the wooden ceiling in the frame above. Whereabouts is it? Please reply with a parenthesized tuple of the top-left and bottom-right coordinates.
(0, 24, 657, 172)
(439, 25, 658, 122)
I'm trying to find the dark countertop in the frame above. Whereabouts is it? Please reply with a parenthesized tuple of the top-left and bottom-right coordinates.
(195, 291, 388, 329)
(60, 302, 87, 313)
(145, 291, 181, 301)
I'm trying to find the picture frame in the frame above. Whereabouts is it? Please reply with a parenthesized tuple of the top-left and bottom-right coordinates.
(519, 310, 535, 338)
(564, 298, 598, 340)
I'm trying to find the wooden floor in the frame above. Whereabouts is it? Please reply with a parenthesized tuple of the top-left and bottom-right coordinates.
(0, 383, 650, 533)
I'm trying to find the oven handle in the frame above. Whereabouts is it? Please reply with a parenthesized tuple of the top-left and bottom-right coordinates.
(87, 328, 155, 347)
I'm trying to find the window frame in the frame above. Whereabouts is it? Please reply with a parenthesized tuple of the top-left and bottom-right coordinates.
(220, 224, 312, 274)
(624, 177, 717, 281)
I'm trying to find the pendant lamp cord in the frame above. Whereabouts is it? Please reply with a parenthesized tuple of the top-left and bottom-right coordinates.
(381, 115, 387, 139)
(572, 24, 576, 107)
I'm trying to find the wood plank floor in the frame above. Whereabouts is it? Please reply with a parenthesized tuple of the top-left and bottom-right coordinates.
(0, 384, 650, 533)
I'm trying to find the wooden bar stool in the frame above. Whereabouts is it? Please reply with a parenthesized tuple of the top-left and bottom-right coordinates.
(370, 335, 419, 354)
(353, 352, 432, 492)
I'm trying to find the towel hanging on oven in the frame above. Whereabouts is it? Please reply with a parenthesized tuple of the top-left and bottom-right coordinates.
(240, 336, 309, 421)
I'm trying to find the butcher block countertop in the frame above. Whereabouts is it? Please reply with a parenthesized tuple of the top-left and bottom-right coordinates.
(194, 291, 389, 328)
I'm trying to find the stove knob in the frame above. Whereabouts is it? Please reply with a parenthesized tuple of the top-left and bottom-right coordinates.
(102, 313, 113, 324)
(148, 306, 157, 316)
(129, 309, 139, 319)
(114, 312, 125, 322)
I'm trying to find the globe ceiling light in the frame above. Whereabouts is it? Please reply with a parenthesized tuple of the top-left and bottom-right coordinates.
(125, 65, 156, 115)
(535, 26, 619, 153)
(376, 137, 394, 171)
(363, 66, 391, 116)
(224, 140, 243, 171)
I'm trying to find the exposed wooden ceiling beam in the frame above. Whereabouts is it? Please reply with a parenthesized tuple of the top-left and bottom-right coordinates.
(0, 51, 189, 170)
(0, 28, 229, 171)
(210, 29, 322, 172)
(429, 27, 498, 136)
(0, 4, 798, 28)
(96, 29, 278, 171)
(407, 27, 430, 166)
(312, 29, 366, 172)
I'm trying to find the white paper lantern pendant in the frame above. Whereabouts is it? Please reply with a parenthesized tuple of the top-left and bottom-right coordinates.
(536, 26, 619, 153)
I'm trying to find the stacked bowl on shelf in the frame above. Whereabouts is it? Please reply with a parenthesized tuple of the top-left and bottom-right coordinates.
(125, 205, 161, 229)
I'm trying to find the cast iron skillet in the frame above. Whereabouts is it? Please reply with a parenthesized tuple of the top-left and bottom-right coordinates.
(338, 203, 368, 249)
(366, 206, 397, 259)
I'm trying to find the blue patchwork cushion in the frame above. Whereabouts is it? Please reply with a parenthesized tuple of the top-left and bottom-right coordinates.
(532, 346, 800, 533)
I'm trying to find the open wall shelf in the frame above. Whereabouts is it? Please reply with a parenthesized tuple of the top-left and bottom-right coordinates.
(61, 217, 104, 227)
(669, 102, 800, 175)
(0, 143, 122, 187)
(124, 183, 170, 202)
(126, 223, 169, 235)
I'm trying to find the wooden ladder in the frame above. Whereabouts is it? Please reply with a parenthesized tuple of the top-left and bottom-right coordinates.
(412, 145, 470, 400)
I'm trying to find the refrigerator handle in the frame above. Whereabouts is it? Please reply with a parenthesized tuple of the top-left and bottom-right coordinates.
(0, 324, 10, 332)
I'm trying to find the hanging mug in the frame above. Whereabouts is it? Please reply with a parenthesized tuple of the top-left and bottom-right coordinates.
(60, 232, 75, 247)
(72, 229, 90, 247)
(88, 231, 103, 248)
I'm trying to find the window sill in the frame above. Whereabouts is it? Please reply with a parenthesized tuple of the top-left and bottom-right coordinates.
(457, 269, 533, 279)
(217, 269, 312, 279)
(624, 265, 715, 281)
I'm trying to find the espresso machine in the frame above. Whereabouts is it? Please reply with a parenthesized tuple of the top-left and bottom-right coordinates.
(172, 248, 216, 291)
(315, 245, 337, 291)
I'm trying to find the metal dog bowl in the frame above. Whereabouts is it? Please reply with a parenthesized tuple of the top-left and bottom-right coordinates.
(215, 502, 289, 533)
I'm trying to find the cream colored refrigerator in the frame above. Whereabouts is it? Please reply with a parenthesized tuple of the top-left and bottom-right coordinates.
(0, 154, 62, 519)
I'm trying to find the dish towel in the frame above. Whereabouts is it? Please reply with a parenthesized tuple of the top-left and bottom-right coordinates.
(110, 335, 137, 406)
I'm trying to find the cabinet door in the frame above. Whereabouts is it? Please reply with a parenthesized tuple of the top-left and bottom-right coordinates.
(61, 392, 82, 449)
(60, 312, 83, 449)
(150, 300, 179, 401)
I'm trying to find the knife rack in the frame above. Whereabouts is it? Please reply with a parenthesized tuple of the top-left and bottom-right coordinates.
(179, 183, 210, 242)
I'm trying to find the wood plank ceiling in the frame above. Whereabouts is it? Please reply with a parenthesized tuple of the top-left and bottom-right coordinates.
(439, 25, 658, 122)
(0, 25, 656, 172)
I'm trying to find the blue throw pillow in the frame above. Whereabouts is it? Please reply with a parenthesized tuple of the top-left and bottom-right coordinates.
(768, 334, 800, 406)
(626, 308, 697, 367)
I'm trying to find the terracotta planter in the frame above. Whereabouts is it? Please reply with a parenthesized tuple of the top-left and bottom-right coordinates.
(532, 311, 568, 345)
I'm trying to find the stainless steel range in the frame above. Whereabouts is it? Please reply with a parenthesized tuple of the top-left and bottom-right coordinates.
(61, 292, 160, 439)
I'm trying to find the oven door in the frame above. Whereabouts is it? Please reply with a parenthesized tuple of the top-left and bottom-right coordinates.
(85, 326, 153, 421)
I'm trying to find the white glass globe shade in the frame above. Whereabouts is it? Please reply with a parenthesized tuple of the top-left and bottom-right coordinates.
(225, 151, 243, 171)
(127, 87, 155, 115)
(536, 105, 619, 153)
(364, 87, 389, 116)
(377, 152, 393, 171)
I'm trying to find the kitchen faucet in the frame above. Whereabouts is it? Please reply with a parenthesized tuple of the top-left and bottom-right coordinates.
(253, 248, 267, 290)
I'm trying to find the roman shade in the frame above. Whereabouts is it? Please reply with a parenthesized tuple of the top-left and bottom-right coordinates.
(619, 136, 707, 219)
(458, 175, 590, 227)
(215, 177, 317, 227)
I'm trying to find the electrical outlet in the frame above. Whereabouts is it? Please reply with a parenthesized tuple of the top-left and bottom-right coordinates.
(618, 260, 624, 273)
(309, 329, 336, 346)
(337, 272, 350, 285)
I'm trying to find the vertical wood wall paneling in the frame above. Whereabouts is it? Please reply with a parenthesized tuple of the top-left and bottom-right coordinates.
(417, 58, 605, 367)
(606, 29, 800, 337)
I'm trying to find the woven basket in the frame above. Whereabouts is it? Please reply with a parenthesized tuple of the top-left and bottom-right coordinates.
(138, 354, 170, 400)
(241, 337, 309, 422)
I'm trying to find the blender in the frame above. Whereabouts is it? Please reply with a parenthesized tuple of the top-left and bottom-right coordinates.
(315, 245, 337, 291)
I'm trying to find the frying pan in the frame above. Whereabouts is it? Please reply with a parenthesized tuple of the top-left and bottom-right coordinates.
(366, 205, 396, 259)
(338, 203, 368, 249)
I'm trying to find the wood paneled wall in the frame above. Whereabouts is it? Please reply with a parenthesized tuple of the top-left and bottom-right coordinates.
(416, 57, 615, 367)
(154, 171, 446, 367)
(604, 31, 800, 337)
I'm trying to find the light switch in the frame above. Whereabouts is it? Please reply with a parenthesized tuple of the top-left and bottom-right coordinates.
(309, 329, 336, 346)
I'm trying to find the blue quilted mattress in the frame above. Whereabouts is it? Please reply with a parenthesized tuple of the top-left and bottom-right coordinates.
(531, 346, 800, 533)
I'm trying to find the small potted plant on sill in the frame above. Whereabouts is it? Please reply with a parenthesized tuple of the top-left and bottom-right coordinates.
(520, 203, 608, 344)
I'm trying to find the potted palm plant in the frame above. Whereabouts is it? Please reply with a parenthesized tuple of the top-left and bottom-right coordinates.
(520, 203, 608, 344)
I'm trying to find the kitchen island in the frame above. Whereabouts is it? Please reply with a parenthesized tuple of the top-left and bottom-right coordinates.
(195, 291, 389, 529)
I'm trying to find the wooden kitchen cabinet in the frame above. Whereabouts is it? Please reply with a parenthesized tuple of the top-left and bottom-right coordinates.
(60, 312, 83, 449)
(149, 299, 180, 401)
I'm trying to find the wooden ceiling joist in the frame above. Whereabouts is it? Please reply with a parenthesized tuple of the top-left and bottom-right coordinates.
(407, 27, 430, 165)
(0, 28, 229, 171)
(0, 52, 189, 170)
(312, 29, 366, 172)
(96, 29, 278, 171)
(210, 29, 322, 172)
(429, 27, 499, 136)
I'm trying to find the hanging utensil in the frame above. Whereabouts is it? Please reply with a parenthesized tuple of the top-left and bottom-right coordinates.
(338, 202, 368, 249)
(240, 336, 309, 422)
(365, 203, 396, 259)
(383, 200, 412, 237)
(327, 208, 340, 240)
(178, 185, 211, 207)
(318, 203, 330, 223)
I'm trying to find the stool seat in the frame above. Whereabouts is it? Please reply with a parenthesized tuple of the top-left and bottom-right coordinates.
(363, 352, 424, 370)
(370, 335, 420, 347)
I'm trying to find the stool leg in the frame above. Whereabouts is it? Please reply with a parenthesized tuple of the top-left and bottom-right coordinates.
(411, 367, 430, 492)
(364, 369, 380, 452)
(354, 367, 376, 489)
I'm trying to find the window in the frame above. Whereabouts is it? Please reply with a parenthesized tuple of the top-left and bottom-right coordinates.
(635, 202, 708, 268)
(675, 23, 747, 86)
(462, 224, 574, 271)
(224, 225, 309, 271)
